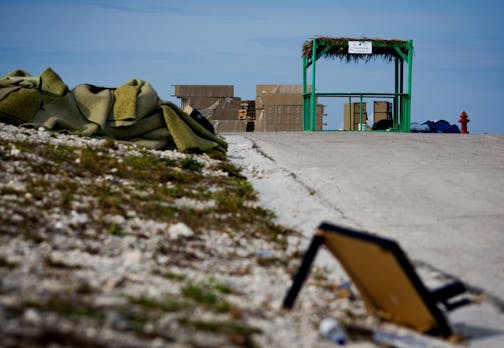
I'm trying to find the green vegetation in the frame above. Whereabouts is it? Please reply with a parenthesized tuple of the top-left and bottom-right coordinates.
(0, 137, 294, 245)
(180, 155, 203, 171)
(0, 133, 299, 346)
(0, 256, 17, 270)
(211, 281, 236, 295)
(181, 282, 232, 313)
(24, 296, 105, 322)
(127, 295, 192, 312)
(108, 222, 125, 236)
(152, 270, 187, 281)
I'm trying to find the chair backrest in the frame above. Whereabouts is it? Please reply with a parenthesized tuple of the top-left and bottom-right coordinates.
(318, 222, 452, 337)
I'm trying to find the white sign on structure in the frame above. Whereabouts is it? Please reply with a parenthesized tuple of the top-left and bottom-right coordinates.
(348, 41, 372, 54)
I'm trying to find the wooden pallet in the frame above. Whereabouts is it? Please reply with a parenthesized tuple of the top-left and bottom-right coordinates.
(238, 100, 256, 120)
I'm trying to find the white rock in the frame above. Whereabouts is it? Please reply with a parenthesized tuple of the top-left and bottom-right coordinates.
(167, 222, 194, 239)
(173, 197, 216, 210)
(11, 213, 24, 223)
(69, 210, 88, 225)
(7, 179, 25, 192)
(23, 308, 41, 324)
(94, 295, 128, 307)
(106, 214, 126, 225)
(122, 249, 143, 266)
(9, 147, 20, 157)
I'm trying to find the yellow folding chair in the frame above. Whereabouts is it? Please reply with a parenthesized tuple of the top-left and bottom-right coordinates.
(283, 222, 471, 337)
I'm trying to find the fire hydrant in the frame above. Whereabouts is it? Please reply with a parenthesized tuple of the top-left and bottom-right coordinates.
(458, 111, 470, 134)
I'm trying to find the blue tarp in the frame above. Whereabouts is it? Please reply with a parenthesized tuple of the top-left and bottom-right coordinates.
(410, 120, 460, 133)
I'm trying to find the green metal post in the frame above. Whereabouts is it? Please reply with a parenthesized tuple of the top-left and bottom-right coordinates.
(406, 40, 413, 132)
(393, 44, 409, 132)
(400, 58, 404, 131)
(401, 93, 406, 131)
(303, 56, 308, 131)
(394, 57, 399, 130)
(310, 39, 317, 131)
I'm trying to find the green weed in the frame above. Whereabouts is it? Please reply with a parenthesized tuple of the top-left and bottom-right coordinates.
(181, 283, 232, 313)
(127, 295, 192, 312)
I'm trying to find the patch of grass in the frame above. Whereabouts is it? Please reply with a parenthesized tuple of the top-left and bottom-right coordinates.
(153, 270, 187, 281)
(25, 296, 105, 322)
(108, 222, 125, 236)
(127, 295, 192, 312)
(119, 155, 187, 183)
(75, 280, 96, 295)
(181, 283, 232, 313)
(180, 156, 203, 172)
(119, 310, 153, 333)
(103, 138, 119, 150)
(235, 179, 255, 197)
(213, 179, 256, 212)
(216, 161, 246, 179)
(212, 281, 235, 295)
(0, 147, 7, 161)
(0, 256, 18, 270)
(0, 186, 19, 196)
(262, 221, 290, 246)
(215, 192, 245, 211)
(3, 137, 296, 250)
(53, 177, 79, 207)
(93, 181, 127, 216)
(121, 154, 163, 172)
(35, 143, 78, 164)
(31, 161, 59, 175)
(24, 231, 46, 244)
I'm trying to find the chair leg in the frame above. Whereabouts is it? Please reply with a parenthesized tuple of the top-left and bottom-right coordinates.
(431, 281, 466, 303)
(431, 280, 473, 312)
(282, 235, 324, 309)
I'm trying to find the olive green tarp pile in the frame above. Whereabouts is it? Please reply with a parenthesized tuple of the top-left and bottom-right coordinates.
(0, 68, 227, 156)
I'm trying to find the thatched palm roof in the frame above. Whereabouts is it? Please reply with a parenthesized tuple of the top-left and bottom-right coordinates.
(302, 37, 411, 63)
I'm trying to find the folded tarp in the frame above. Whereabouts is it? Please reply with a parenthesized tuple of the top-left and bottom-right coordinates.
(0, 68, 227, 157)
(410, 120, 460, 133)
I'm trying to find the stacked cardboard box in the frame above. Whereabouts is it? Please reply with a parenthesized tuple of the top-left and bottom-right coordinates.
(239, 100, 256, 121)
(239, 100, 256, 132)
(255, 84, 323, 132)
(212, 120, 246, 132)
(173, 85, 244, 132)
(174, 85, 234, 98)
(344, 102, 368, 130)
(373, 101, 392, 123)
(199, 98, 242, 121)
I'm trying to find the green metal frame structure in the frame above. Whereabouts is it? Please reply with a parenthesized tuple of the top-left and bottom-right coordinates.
(302, 37, 414, 132)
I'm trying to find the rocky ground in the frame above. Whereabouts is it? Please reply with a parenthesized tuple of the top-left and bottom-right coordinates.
(0, 123, 392, 347)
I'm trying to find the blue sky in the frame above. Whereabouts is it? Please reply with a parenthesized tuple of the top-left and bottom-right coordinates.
(1, 0, 503, 133)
